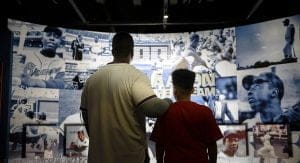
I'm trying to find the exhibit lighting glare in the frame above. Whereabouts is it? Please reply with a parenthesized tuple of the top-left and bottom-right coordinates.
(163, 14, 168, 19)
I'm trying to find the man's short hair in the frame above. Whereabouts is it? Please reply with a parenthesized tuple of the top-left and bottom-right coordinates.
(43, 26, 62, 37)
(242, 72, 284, 100)
(112, 32, 134, 58)
(172, 69, 195, 90)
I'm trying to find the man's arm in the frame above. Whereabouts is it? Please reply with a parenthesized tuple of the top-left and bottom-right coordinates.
(207, 141, 218, 163)
(138, 97, 172, 118)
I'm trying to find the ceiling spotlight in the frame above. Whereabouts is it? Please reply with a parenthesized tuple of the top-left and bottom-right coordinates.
(163, 14, 169, 19)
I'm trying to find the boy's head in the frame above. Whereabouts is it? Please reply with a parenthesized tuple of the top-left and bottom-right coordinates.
(172, 69, 195, 100)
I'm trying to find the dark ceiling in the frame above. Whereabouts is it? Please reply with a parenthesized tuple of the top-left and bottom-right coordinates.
(4, 0, 300, 33)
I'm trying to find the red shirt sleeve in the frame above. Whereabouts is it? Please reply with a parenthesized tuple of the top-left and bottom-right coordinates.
(203, 108, 223, 143)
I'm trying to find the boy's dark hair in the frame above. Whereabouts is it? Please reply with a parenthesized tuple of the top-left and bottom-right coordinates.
(172, 69, 195, 90)
(112, 32, 134, 58)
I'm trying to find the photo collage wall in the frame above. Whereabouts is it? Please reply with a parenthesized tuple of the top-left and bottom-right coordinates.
(7, 14, 300, 162)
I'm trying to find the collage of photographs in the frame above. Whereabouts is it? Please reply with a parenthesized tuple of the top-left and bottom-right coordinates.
(5, 14, 300, 162)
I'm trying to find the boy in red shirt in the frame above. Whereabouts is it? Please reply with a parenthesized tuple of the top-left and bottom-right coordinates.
(150, 69, 223, 163)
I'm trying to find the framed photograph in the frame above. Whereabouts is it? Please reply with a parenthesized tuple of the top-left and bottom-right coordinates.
(64, 124, 89, 157)
(217, 124, 248, 158)
(36, 99, 59, 123)
(22, 123, 59, 158)
(253, 124, 292, 159)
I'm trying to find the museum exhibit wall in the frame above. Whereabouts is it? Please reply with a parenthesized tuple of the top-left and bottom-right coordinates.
(5, 14, 300, 162)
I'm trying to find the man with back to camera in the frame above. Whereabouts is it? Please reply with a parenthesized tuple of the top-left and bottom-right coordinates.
(150, 69, 223, 163)
(80, 32, 171, 163)
(20, 26, 65, 89)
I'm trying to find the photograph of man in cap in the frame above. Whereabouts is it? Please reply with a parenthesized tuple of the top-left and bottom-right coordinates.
(239, 67, 300, 129)
(217, 125, 248, 163)
(241, 72, 284, 127)
(19, 26, 65, 89)
(282, 18, 296, 60)
(219, 130, 241, 157)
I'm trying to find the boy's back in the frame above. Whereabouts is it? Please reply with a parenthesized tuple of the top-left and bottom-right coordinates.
(151, 101, 222, 163)
(150, 69, 223, 163)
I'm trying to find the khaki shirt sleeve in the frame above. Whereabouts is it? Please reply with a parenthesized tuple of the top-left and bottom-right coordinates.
(132, 73, 156, 106)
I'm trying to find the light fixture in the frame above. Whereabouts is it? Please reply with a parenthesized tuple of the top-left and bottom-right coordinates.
(163, 0, 169, 29)
(163, 6, 168, 20)
(163, 14, 168, 19)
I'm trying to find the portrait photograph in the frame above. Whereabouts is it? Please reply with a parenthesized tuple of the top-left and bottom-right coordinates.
(236, 15, 300, 70)
(64, 124, 89, 157)
(237, 63, 300, 130)
(22, 123, 59, 158)
(253, 124, 291, 159)
(217, 124, 248, 158)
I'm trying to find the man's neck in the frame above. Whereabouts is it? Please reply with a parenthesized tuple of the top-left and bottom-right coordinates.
(259, 102, 282, 123)
(176, 95, 191, 101)
(109, 58, 130, 64)
(223, 150, 235, 157)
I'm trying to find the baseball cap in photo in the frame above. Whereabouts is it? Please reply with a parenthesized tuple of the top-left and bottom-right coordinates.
(242, 72, 284, 99)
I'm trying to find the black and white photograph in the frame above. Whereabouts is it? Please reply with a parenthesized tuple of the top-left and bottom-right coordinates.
(64, 124, 89, 157)
(36, 99, 59, 123)
(10, 22, 66, 89)
(59, 89, 84, 132)
(5, 13, 300, 162)
(9, 87, 59, 159)
(64, 61, 97, 90)
(236, 15, 300, 70)
(253, 124, 291, 159)
(237, 63, 300, 130)
(217, 124, 248, 158)
(203, 76, 238, 124)
(204, 90, 238, 124)
(22, 123, 59, 159)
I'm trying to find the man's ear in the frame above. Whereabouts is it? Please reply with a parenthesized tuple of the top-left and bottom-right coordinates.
(271, 88, 279, 98)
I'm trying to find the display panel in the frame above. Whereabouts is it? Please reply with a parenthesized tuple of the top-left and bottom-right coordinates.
(22, 123, 59, 158)
(217, 124, 248, 157)
(64, 124, 89, 157)
(253, 124, 291, 159)
(6, 14, 300, 162)
(37, 100, 59, 123)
